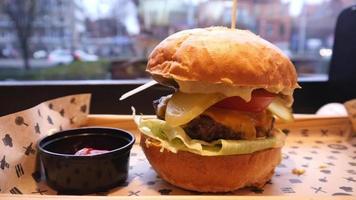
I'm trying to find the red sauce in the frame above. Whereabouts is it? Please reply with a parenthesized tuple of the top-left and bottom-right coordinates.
(74, 148, 109, 156)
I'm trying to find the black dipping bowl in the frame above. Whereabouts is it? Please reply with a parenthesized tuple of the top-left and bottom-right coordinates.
(38, 127, 135, 194)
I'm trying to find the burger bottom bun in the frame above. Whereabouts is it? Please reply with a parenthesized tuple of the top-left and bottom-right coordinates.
(140, 134, 282, 193)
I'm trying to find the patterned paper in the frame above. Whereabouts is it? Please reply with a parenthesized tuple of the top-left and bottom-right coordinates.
(0, 94, 91, 194)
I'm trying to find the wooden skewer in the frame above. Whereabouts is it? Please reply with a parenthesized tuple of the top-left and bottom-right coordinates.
(119, 80, 157, 101)
(231, 0, 238, 29)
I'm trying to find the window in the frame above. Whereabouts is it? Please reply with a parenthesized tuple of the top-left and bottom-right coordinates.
(279, 24, 285, 36)
(0, 0, 355, 81)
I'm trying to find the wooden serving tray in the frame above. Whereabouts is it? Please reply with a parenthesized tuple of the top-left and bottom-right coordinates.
(85, 114, 353, 144)
(0, 114, 355, 199)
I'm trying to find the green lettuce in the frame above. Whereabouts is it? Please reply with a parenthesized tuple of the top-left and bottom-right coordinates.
(134, 115, 285, 156)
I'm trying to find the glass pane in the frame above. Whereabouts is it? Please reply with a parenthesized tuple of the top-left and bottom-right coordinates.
(0, 0, 354, 81)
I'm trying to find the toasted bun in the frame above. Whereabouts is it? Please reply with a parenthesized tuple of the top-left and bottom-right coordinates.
(140, 134, 282, 192)
(147, 27, 299, 101)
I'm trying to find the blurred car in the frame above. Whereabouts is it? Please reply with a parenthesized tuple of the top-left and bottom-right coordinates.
(73, 50, 98, 62)
(2, 46, 18, 58)
(33, 50, 47, 59)
(48, 49, 73, 65)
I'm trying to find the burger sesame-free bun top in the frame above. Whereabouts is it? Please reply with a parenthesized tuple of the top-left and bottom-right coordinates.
(147, 27, 299, 101)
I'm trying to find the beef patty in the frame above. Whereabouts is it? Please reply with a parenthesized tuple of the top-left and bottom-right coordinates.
(183, 114, 273, 142)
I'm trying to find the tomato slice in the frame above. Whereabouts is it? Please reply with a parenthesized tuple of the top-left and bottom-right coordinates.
(213, 89, 276, 112)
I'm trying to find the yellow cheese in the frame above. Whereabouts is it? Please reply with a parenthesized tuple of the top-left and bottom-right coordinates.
(204, 107, 257, 139)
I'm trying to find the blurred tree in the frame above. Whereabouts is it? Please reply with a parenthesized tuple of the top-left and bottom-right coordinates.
(2, 0, 37, 70)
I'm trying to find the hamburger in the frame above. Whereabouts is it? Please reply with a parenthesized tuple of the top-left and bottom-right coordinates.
(134, 27, 299, 192)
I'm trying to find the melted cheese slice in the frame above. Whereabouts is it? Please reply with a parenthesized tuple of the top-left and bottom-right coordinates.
(176, 80, 296, 105)
(203, 107, 274, 139)
(204, 107, 257, 139)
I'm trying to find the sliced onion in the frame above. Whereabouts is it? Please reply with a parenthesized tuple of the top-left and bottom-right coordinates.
(267, 98, 294, 122)
(165, 92, 225, 127)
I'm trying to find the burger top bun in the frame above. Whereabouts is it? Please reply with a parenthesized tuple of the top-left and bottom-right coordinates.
(147, 27, 299, 102)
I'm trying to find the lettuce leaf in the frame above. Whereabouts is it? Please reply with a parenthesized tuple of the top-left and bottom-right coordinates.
(134, 115, 286, 156)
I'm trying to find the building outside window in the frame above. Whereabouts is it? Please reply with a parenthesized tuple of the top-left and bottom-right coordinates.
(0, 0, 355, 82)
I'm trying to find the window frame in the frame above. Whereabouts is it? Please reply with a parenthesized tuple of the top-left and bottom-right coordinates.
(0, 79, 354, 117)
